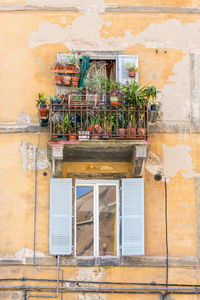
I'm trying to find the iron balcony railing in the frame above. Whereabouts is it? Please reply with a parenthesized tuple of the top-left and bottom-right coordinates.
(49, 95, 148, 141)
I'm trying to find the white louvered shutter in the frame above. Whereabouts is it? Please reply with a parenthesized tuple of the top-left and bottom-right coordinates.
(121, 178, 144, 256)
(49, 178, 72, 255)
(116, 55, 138, 84)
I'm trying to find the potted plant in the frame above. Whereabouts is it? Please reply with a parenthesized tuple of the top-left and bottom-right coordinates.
(146, 86, 159, 123)
(64, 51, 82, 73)
(127, 63, 138, 78)
(84, 69, 107, 101)
(49, 94, 63, 111)
(36, 93, 49, 118)
(137, 118, 146, 139)
(106, 80, 123, 107)
(126, 114, 136, 139)
(122, 80, 154, 109)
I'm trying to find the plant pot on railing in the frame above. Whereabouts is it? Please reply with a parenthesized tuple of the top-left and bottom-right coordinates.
(63, 75, 71, 86)
(126, 128, 136, 139)
(71, 76, 79, 87)
(110, 96, 119, 107)
(117, 128, 126, 139)
(55, 75, 62, 85)
(68, 133, 77, 141)
(137, 127, 146, 139)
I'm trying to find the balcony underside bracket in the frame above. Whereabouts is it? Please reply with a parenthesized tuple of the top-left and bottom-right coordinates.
(48, 141, 150, 178)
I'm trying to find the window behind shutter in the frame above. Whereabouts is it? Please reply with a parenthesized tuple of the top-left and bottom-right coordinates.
(116, 55, 138, 84)
(49, 178, 72, 255)
(121, 178, 144, 256)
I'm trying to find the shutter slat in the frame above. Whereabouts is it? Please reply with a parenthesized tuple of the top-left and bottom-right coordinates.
(49, 178, 72, 255)
(116, 55, 139, 84)
(122, 178, 144, 256)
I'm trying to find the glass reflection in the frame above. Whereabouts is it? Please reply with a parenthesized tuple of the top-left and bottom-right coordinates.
(99, 186, 116, 256)
(76, 186, 93, 256)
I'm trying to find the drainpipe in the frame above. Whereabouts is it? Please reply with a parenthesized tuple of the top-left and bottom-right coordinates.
(33, 133, 40, 266)
(154, 174, 169, 287)
(26, 256, 60, 300)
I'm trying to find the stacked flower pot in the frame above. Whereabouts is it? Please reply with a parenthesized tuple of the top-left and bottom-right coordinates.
(51, 63, 80, 87)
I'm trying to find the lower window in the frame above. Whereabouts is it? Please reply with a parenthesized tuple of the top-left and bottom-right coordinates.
(75, 180, 119, 257)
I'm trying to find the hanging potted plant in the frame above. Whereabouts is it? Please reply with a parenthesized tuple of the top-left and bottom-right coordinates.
(36, 93, 49, 118)
(146, 86, 159, 123)
(127, 63, 138, 78)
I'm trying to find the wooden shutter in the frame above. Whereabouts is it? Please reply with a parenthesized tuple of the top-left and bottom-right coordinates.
(49, 178, 72, 255)
(121, 178, 144, 256)
(116, 55, 138, 83)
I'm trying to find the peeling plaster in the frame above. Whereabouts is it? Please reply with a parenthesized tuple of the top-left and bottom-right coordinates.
(20, 139, 48, 171)
(28, 17, 200, 122)
(163, 144, 194, 178)
(29, 18, 200, 52)
(76, 267, 105, 281)
(75, 267, 106, 300)
(145, 151, 163, 176)
(16, 112, 31, 125)
(161, 55, 191, 122)
(15, 248, 45, 264)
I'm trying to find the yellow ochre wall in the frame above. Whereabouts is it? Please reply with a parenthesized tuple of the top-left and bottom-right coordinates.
(1, 0, 200, 299)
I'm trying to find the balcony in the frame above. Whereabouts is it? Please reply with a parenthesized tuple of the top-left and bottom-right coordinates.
(47, 94, 150, 178)
(49, 94, 148, 141)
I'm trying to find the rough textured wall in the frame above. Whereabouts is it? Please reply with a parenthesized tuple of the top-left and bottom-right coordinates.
(0, 133, 198, 258)
(0, 2, 200, 124)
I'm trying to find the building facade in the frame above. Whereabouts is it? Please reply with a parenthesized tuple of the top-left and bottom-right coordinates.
(1, 1, 200, 299)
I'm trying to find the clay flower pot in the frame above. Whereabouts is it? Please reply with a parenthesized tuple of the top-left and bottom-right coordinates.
(55, 75, 62, 85)
(129, 70, 136, 77)
(71, 77, 79, 86)
(68, 134, 77, 141)
(39, 107, 48, 118)
(117, 128, 126, 138)
(126, 128, 136, 139)
(63, 75, 71, 86)
(110, 96, 119, 107)
(137, 128, 146, 139)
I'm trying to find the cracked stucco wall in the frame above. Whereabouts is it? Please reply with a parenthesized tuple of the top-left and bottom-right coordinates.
(0, 2, 200, 124)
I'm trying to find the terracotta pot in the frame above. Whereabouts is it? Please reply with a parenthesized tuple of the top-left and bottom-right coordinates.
(88, 126, 93, 131)
(55, 75, 62, 85)
(94, 124, 103, 133)
(52, 135, 58, 139)
(126, 128, 136, 139)
(63, 75, 71, 86)
(117, 128, 126, 138)
(110, 96, 119, 107)
(137, 128, 146, 139)
(102, 130, 111, 139)
(39, 108, 48, 117)
(68, 134, 77, 141)
(71, 77, 79, 86)
(90, 135, 100, 140)
(129, 70, 136, 77)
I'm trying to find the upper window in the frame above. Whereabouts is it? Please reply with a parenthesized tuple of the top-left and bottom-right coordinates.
(49, 178, 144, 258)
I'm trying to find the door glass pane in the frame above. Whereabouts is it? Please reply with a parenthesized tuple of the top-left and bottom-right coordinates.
(76, 186, 93, 256)
(99, 186, 116, 256)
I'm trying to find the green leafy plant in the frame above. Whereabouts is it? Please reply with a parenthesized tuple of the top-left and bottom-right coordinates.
(127, 63, 138, 72)
(36, 93, 48, 107)
(84, 70, 107, 95)
(49, 94, 63, 103)
(122, 80, 156, 109)
(64, 51, 82, 67)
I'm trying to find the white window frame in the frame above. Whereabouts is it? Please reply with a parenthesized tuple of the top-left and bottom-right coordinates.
(75, 179, 120, 258)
